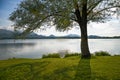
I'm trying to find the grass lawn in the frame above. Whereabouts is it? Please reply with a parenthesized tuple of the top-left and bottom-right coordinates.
(0, 56, 120, 80)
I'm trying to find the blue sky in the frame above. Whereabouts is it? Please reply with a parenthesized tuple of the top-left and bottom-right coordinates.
(0, 0, 22, 27)
(0, 0, 120, 36)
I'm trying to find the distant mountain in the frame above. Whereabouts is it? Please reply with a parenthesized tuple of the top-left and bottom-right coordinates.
(88, 35, 101, 38)
(48, 34, 56, 38)
(26, 32, 40, 38)
(0, 29, 40, 39)
(61, 34, 120, 39)
(65, 34, 80, 38)
(0, 29, 120, 39)
(0, 29, 14, 39)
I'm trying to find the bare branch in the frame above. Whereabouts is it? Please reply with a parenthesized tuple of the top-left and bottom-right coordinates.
(94, 5, 120, 16)
(87, 0, 104, 15)
(22, 10, 66, 34)
(70, 18, 77, 22)
(87, 5, 120, 22)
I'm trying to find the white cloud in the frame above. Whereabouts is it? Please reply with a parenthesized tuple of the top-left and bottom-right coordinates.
(88, 20, 120, 36)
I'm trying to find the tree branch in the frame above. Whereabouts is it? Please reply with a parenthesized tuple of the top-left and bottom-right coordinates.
(73, 0, 82, 23)
(22, 10, 68, 34)
(70, 18, 77, 22)
(88, 5, 120, 22)
(87, 0, 104, 15)
(94, 5, 120, 16)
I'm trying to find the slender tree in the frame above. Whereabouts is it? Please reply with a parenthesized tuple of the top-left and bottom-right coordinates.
(9, 0, 120, 58)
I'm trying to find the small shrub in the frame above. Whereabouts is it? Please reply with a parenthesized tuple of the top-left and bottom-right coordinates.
(64, 53, 80, 58)
(42, 53, 60, 58)
(114, 54, 120, 56)
(8, 57, 16, 60)
(95, 51, 111, 56)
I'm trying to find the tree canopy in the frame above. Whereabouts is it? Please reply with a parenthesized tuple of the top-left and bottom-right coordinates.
(9, 0, 120, 33)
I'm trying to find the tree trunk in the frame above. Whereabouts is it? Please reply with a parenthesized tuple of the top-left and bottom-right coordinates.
(74, 0, 91, 58)
(80, 24, 91, 58)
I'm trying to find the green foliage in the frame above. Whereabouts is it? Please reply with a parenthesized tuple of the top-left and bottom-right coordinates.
(9, 0, 74, 33)
(95, 51, 111, 56)
(64, 53, 81, 58)
(9, 0, 120, 33)
(42, 53, 60, 58)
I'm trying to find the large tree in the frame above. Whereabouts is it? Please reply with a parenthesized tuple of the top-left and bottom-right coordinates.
(9, 0, 120, 58)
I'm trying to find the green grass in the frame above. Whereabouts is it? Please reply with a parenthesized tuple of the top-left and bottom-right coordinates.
(0, 56, 120, 80)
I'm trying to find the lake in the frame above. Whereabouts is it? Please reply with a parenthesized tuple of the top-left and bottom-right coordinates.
(0, 39, 120, 60)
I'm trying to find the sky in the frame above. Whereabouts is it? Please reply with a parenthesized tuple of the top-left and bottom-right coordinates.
(0, 0, 120, 36)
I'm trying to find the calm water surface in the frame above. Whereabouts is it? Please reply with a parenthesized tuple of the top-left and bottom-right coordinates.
(0, 39, 120, 60)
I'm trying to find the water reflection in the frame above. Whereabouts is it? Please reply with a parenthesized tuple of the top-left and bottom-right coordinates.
(0, 43, 35, 60)
(0, 43, 35, 47)
(0, 39, 120, 60)
(89, 39, 120, 54)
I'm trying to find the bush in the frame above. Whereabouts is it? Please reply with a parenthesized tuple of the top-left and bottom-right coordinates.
(114, 54, 120, 56)
(95, 51, 111, 56)
(42, 53, 60, 58)
(64, 53, 80, 58)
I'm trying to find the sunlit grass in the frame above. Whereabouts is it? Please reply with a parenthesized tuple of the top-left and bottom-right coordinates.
(0, 56, 120, 80)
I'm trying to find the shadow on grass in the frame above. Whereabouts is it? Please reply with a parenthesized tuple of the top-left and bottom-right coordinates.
(74, 57, 91, 80)
(0, 61, 49, 80)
